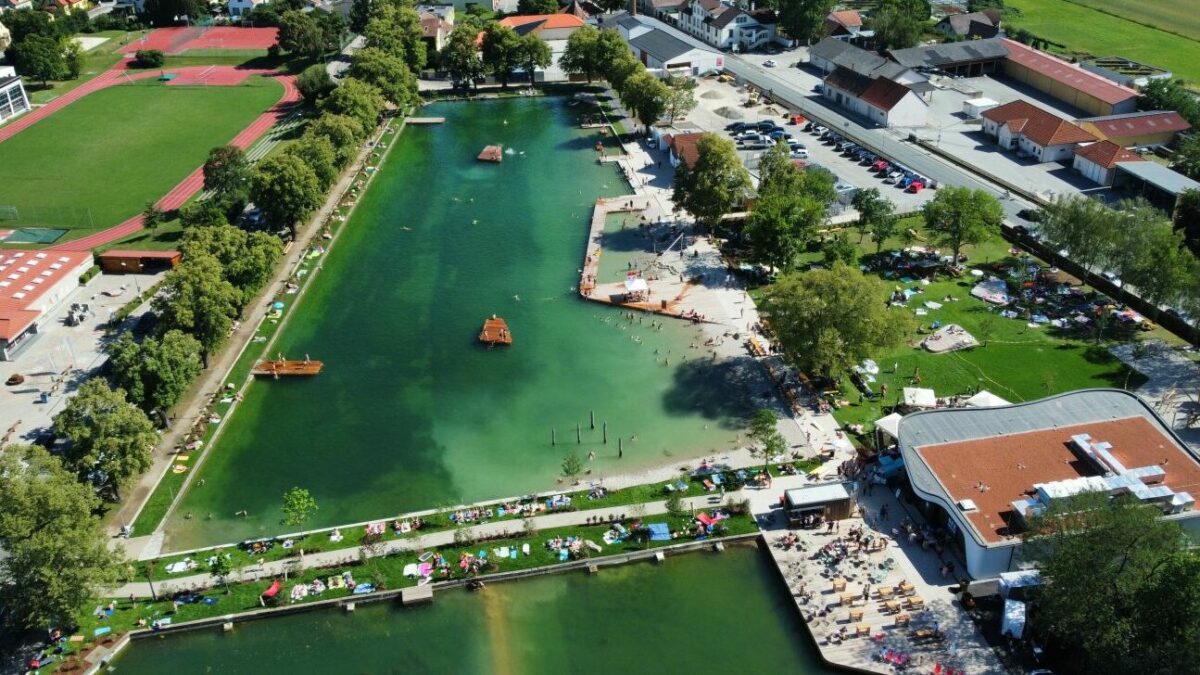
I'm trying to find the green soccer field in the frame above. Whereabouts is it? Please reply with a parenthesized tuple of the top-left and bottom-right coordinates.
(1006, 0, 1200, 85)
(0, 78, 283, 241)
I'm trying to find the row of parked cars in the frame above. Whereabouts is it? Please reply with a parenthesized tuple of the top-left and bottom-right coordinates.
(725, 120, 808, 159)
(801, 121, 934, 193)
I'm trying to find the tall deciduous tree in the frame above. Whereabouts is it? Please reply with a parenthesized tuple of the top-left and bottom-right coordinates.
(516, 0, 557, 13)
(320, 76, 386, 131)
(141, 0, 207, 27)
(1172, 133, 1200, 181)
(153, 253, 242, 364)
(306, 113, 367, 165)
(663, 74, 697, 123)
(285, 134, 340, 188)
(606, 52, 642, 92)
(673, 133, 751, 228)
(52, 379, 157, 500)
(0, 444, 120, 629)
(481, 24, 522, 88)
(1023, 492, 1200, 674)
(746, 142, 826, 271)
(748, 409, 785, 472)
(12, 34, 67, 86)
(349, 0, 373, 32)
(852, 187, 896, 250)
(922, 186, 1002, 262)
(618, 70, 669, 131)
(251, 154, 324, 238)
(516, 33, 552, 86)
(1038, 194, 1115, 274)
(347, 46, 418, 107)
(277, 10, 325, 58)
(775, 0, 834, 44)
(441, 23, 485, 89)
(868, 4, 922, 50)
(106, 330, 203, 414)
(203, 146, 251, 205)
(362, 2, 426, 72)
(296, 64, 336, 104)
(178, 223, 283, 299)
(760, 264, 912, 377)
(559, 25, 600, 83)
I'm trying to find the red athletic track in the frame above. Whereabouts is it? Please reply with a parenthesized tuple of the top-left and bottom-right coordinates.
(120, 26, 279, 55)
(0, 63, 298, 251)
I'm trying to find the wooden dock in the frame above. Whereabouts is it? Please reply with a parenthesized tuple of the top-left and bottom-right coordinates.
(478, 145, 503, 162)
(479, 316, 512, 345)
(405, 117, 445, 124)
(401, 584, 433, 605)
(251, 359, 323, 377)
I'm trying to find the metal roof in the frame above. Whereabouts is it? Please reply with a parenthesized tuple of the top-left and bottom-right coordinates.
(630, 28, 708, 62)
(1115, 161, 1200, 195)
(785, 482, 851, 508)
(887, 38, 1008, 69)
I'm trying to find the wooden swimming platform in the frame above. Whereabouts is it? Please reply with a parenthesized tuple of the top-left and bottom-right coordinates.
(406, 117, 445, 124)
(479, 315, 512, 345)
(478, 145, 503, 162)
(251, 359, 323, 377)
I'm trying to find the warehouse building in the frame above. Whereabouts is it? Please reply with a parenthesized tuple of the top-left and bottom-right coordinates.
(1001, 39, 1138, 116)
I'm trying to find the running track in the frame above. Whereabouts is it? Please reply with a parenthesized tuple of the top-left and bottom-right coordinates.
(0, 63, 298, 251)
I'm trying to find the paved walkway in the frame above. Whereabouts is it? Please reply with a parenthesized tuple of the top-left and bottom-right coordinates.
(105, 492, 728, 598)
(1111, 341, 1200, 450)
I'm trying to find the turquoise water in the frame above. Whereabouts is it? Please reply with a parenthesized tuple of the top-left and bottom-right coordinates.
(166, 98, 756, 549)
(113, 546, 832, 674)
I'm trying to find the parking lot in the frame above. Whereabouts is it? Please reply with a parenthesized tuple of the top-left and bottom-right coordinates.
(0, 271, 162, 446)
(685, 76, 938, 217)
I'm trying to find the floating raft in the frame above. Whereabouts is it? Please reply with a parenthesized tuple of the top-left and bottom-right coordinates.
(479, 315, 512, 346)
(252, 359, 323, 377)
(478, 145, 503, 162)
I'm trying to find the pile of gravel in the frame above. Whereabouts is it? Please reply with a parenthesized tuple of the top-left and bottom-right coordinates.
(713, 106, 743, 119)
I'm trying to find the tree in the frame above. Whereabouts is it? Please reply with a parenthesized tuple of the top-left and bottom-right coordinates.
(132, 48, 165, 68)
(893, 0, 931, 21)
(673, 133, 751, 228)
(516, 0, 557, 13)
(306, 113, 366, 165)
(277, 10, 324, 58)
(747, 409, 785, 472)
(349, 0, 372, 33)
(1038, 194, 1117, 274)
(1, 9, 57, 47)
(1172, 133, 1200, 181)
(851, 187, 895, 249)
(142, 201, 165, 233)
(618, 71, 669, 131)
(516, 33, 552, 86)
(285, 134, 339, 188)
(179, 201, 229, 229)
(1022, 493, 1200, 674)
(922, 186, 1002, 262)
(180, 222, 282, 299)
(208, 554, 233, 594)
(251, 152, 325, 238)
(316, 9, 347, 53)
(822, 232, 857, 266)
(760, 264, 912, 377)
(745, 143, 825, 271)
(348, 46, 418, 107)
(1139, 78, 1200, 129)
(481, 24, 522, 89)
(13, 34, 67, 86)
(320, 77, 385, 132)
(141, 0, 207, 26)
(559, 25, 601, 83)
(869, 4, 922, 50)
(105, 329, 203, 414)
(63, 39, 83, 79)
(203, 145, 251, 205)
(561, 452, 584, 483)
(606, 52, 642, 92)
(153, 253, 241, 363)
(1175, 188, 1200, 254)
(663, 74, 697, 123)
(775, 0, 834, 45)
(52, 379, 157, 500)
(362, 2, 426, 72)
(664, 488, 688, 521)
(296, 64, 335, 104)
(281, 486, 318, 528)
(1118, 212, 1192, 320)
(441, 23, 486, 89)
(0, 444, 120, 630)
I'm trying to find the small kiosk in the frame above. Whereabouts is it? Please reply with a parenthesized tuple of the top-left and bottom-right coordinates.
(784, 482, 853, 527)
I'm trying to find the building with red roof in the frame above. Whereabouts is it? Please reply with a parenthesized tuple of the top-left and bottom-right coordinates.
(824, 10, 863, 38)
(981, 99, 1096, 163)
(1072, 140, 1143, 186)
(665, 131, 704, 168)
(1076, 110, 1191, 149)
(821, 66, 928, 128)
(1001, 38, 1138, 116)
(0, 250, 93, 360)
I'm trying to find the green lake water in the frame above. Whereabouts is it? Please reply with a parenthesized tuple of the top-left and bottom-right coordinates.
(166, 98, 757, 549)
(113, 546, 832, 674)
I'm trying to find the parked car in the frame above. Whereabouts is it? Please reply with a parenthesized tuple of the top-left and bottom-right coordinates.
(755, 121, 782, 133)
(737, 131, 763, 142)
(741, 139, 771, 150)
(803, 121, 817, 132)
(763, 59, 778, 68)
(872, 159, 890, 172)
(884, 171, 904, 184)
(791, 148, 809, 159)
(725, 122, 748, 132)
(788, 141, 806, 151)
(811, 125, 827, 136)
(906, 181, 925, 193)
(838, 142, 858, 154)
(768, 130, 793, 141)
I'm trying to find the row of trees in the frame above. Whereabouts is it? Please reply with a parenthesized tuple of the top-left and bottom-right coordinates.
(1, 9, 87, 87)
(769, 0, 930, 47)
(1038, 195, 1200, 321)
(437, 16, 550, 89)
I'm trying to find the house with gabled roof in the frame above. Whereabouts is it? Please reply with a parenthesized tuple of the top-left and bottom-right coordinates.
(1072, 140, 1143, 186)
(821, 66, 928, 128)
(981, 99, 1096, 163)
(676, 0, 775, 52)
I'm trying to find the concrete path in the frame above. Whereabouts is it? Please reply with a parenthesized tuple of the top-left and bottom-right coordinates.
(1111, 341, 1200, 450)
(105, 492, 732, 598)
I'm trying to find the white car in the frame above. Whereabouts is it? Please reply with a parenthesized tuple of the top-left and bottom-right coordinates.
(763, 59, 778, 68)
(790, 149, 809, 159)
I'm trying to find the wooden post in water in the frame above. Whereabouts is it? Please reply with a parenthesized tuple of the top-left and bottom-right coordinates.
(603, 422, 608, 444)
(590, 411, 595, 429)
(551, 428, 556, 446)
(618, 437, 624, 454)
(576, 424, 581, 443)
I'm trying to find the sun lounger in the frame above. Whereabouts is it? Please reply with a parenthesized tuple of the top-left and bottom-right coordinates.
(856, 623, 870, 637)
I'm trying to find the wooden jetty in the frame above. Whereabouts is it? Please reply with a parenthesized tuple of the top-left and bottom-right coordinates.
(405, 117, 445, 124)
(478, 145, 503, 162)
(479, 315, 512, 346)
(251, 359, 323, 377)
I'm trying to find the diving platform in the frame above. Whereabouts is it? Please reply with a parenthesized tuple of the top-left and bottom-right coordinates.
(406, 117, 445, 124)
(479, 315, 512, 346)
(251, 359, 323, 377)
(478, 145, 503, 162)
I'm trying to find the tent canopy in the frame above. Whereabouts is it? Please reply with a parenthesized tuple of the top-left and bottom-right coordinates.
(624, 277, 648, 293)
(875, 412, 903, 439)
(903, 387, 937, 408)
(965, 390, 1010, 408)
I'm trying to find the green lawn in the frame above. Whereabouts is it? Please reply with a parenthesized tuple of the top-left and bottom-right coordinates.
(0, 78, 283, 241)
(784, 219, 1147, 437)
(25, 30, 150, 105)
(1057, 0, 1200, 42)
(1006, 0, 1200, 84)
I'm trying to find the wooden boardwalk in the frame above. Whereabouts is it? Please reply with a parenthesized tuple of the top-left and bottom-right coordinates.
(405, 117, 445, 124)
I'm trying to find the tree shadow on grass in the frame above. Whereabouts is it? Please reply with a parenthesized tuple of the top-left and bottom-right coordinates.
(662, 355, 760, 431)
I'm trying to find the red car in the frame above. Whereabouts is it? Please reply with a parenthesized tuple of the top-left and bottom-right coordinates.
(906, 181, 925, 193)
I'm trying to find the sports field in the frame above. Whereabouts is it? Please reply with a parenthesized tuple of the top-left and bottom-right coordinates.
(0, 79, 283, 240)
(1006, 0, 1200, 84)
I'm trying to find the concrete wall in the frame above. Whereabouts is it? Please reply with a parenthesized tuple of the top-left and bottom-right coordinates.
(883, 92, 928, 128)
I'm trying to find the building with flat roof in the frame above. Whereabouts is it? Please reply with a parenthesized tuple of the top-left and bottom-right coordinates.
(1112, 161, 1200, 212)
(898, 389, 1200, 579)
(0, 250, 93, 360)
(1001, 38, 1138, 116)
(1080, 56, 1171, 89)
(96, 249, 181, 274)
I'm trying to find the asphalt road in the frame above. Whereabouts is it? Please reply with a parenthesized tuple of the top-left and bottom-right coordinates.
(722, 53, 1036, 225)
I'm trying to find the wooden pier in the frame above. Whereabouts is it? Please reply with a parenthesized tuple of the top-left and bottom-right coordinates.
(478, 145, 503, 162)
(479, 315, 512, 346)
(251, 359, 323, 377)
(405, 117, 445, 124)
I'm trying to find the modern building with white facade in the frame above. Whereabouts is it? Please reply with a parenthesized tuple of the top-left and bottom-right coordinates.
(0, 65, 30, 125)
(897, 389, 1200, 579)
(605, 13, 725, 77)
(0, 250, 94, 360)
(821, 66, 928, 127)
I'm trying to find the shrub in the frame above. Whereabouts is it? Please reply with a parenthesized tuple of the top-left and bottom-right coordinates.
(133, 49, 165, 68)
(79, 265, 100, 285)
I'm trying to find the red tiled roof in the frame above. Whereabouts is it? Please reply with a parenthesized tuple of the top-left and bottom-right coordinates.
(670, 132, 704, 168)
(916, 416, 1200, 545)
(827, 10, 862, 28)
(983, 99, 1096, 147)
(1074, 140, 1143, 169)
(1081, 111, 1192, 141)
(1001, 39, 1138, 106)
(0, 250, 92, 341)
(498, 14, 585, 30)
(859, 77, 915, 112)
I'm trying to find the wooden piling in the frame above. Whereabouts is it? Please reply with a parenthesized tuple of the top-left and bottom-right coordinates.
(576, 424, 581, 443)
(603, 422, 607, 443)
(551, 428, 556, 446)
(590, 410, 595, 429)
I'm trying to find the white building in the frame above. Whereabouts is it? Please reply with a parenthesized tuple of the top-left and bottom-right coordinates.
(604, 13, 725, 77)
(0, 66, 30, 125)
(981, 99, 1096, 163)
(821, 66, 928, 128)
(228, 0, 267, 17)
(675, 0, 775, 52)
(1072, 140, 1144, 186)
(493, 14, 585, 82)
(0, 250, 94, 360)
(898, 390, 1200, 579)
